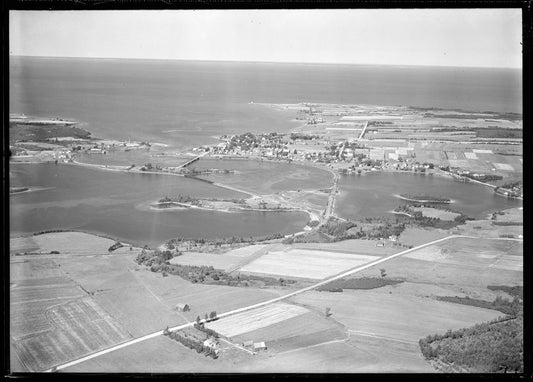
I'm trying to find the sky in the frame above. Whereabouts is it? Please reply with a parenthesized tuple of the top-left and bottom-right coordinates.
(9, 9, 522, 68)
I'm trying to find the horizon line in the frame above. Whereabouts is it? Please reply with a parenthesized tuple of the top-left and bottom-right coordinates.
(9, 54, 522, 70)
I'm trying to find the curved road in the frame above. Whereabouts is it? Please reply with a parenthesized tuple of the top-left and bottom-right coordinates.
(46, 234, 522, 372)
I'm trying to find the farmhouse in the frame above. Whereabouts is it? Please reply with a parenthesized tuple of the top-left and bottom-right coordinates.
(203, 338, 220, 355)
(175, 303, 190, 312)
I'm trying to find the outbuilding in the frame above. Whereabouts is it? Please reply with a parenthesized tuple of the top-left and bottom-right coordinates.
(253, 342, 267, 351)
(175, 303, 190, 312)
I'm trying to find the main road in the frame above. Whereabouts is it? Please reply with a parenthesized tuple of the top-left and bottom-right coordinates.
(46, 234, 521, 372)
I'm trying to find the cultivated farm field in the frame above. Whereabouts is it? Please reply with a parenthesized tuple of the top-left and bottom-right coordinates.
(15, 297, 132, 371)
(205, 302, 308, 337)
(169, 252, 244, 271)
(239, 248, 379, 279)
(290, 239, 399, 256)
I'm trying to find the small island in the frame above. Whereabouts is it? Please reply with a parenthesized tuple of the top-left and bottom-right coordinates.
(398, 193, 451, 204)
(152, 194, 299, 214)
(10, 187, 29, 194)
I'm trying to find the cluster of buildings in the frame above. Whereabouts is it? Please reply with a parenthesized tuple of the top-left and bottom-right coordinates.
(444, 167, 503, 183)
(495, 183, 523, 199)
(211, 133, 295, 160)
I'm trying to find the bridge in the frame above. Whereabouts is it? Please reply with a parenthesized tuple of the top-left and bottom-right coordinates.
(178, 151, 209, 168)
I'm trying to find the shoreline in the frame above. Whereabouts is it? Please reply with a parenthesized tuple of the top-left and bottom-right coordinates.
(9, 228, 140, 250)
(396, 194, 452, 204)
(9, 186, 53, 195)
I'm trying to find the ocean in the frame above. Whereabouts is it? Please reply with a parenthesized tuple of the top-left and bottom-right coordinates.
(10, 57, 522, 150)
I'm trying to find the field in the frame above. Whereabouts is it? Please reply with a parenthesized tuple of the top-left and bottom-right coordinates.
(290, 239, 400, 256)
(397, 227, 451, 247)
(412, 206, 460, 221)
(205, 303, 308, 337)
(403, 237, 522, 272)
(10, 250, 134, 371)
(10, 275, 85, 340)
(169, 244, 271, 272)
(55, 252, 279, 336)
(10, 231, 136, 256)
(130, 269, 280, 324)
(222, 244, 268, 257)
(239, 248, 379, 279)
(169, 252, 243, 271)
(355, 237, 522, 300)
(291, 290, 503, 345)
(9, 122, 91, 145)
(10, 228, 522, 372)
(63, 334, 257, 373)
(11, 258, 63, 280)
(14, 297, 131, 371)
(456, 219, 523, 238)
(491, 207, 523, 223)
(64, 311, 431, 373)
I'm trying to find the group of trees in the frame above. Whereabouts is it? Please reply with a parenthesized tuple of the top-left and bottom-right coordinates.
(487, 285, 523, 300)
(141, 163, 162, 171)
(158, 194, 201, 206)
(290, 133, 319, 141)
(141, 261, 288, 288)
(194, 322, 220, 337)
(436, 295, 522, 316)
(394, 204, 470, 228)
(135, 247, 180, 269)
(317, 276, 403, 292)
(419, 315, 522, 372)
(108, 241, 123, 252)
(317, 217, 407, 242)
(168, 233, 284, 249)
(420, 289, 523, 373)
(163, 328, 218, 359)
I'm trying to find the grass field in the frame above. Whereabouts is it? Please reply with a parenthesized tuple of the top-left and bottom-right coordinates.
(91, 272, 189, 337)
(242, 338, 434, 373)
(63, 334, 255, 373)
(403, 237, 522, 272)
(63, 319, 432, 372)
(291, 239, 399, 256)
(240, 249, 379, 279)
(87, 263, 280, 333)
(412, 207, 460, 221)
(10, 232, 122, 255)
(222, 244, 268, 257)
(492, 207, 523, 223)
(205, 303, 308, 337)
(11, 259, 63, 280)
(397, 227, 451, 247)
(169, 252, 244, 271)
(291, 290, 503, 344)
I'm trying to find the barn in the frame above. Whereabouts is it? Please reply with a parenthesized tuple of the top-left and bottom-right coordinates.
(175, 303, 190, 312)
